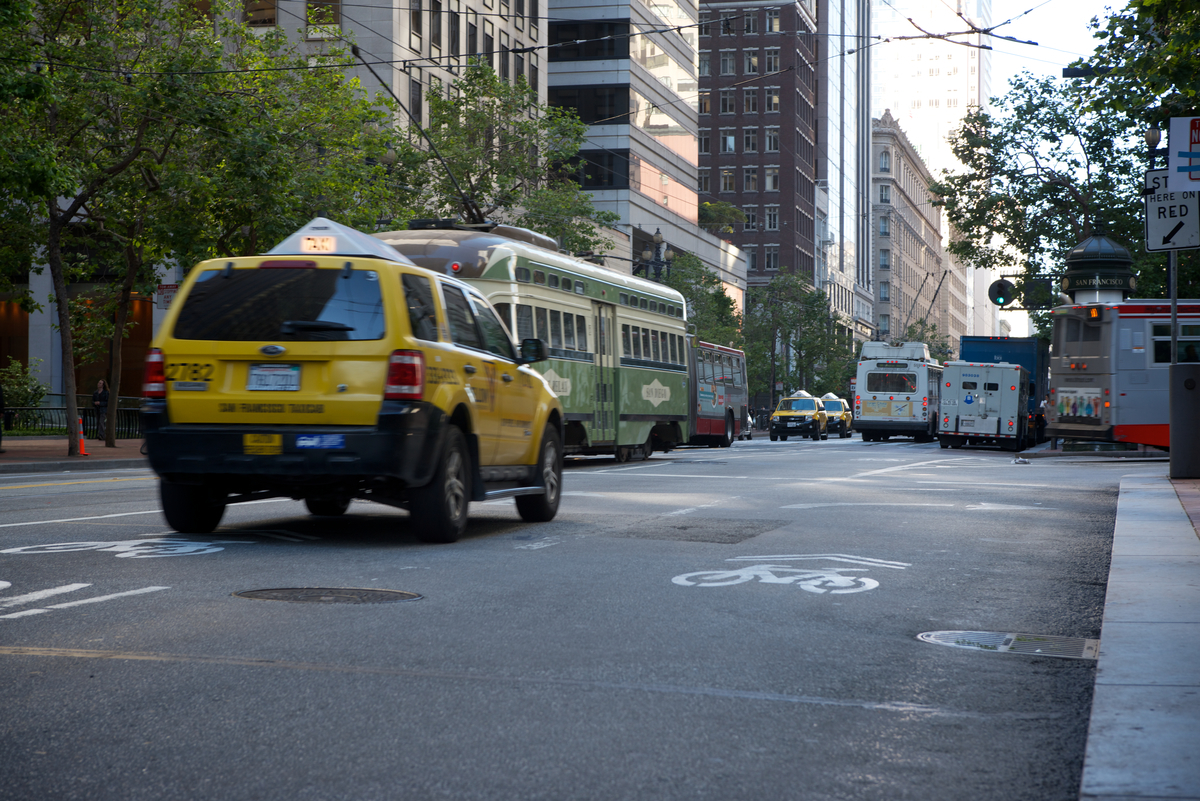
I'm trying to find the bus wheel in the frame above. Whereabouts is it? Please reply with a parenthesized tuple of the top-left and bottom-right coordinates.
(720, 413, 733, 447)
(641, 433, 654, 460)
(615, 446, 630, 463)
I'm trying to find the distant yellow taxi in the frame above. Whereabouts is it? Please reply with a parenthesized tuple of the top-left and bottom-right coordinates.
(821, 393, 854, 438)
(142, 218, 564, 543)
(769, 391, 827, 441)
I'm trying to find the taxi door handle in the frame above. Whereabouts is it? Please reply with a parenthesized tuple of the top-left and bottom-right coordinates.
(501, 373, 514, 383)
(463, 364, 477, 374)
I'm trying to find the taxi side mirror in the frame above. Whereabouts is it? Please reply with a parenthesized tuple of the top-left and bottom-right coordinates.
(518, 338, 549, 364)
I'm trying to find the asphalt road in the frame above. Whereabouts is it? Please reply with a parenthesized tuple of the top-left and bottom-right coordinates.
(0, 436, 1155, 800)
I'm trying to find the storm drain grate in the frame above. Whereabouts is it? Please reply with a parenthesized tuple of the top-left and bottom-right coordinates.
(233, 588, 422, 604)
(917, 630, 1099, 660)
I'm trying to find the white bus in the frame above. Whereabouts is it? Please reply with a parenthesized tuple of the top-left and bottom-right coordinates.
(854, 342, 943, 442)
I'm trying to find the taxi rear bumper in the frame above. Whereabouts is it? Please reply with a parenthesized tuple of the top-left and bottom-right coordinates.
(141, 400, 444, 489)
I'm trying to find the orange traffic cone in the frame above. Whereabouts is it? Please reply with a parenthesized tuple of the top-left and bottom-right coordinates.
(77, 417, 89, 456)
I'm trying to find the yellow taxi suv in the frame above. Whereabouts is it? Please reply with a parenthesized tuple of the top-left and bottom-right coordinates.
(821, 393, 854, 438)
(768, 391, 827, 441)
(142, 218, 564, 543)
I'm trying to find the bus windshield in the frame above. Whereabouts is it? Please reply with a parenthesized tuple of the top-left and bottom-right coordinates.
(778, 398, 817, 412)
(866, 372, 917, 393)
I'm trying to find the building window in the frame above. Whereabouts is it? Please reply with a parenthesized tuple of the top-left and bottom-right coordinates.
(306, 0, 342, 37)
(744, 12, 757, 34)
(719, 129, 736, 153)
(879, 150, 890, 172)
(879, 249, 890, 269)
(765, 127, 780, 151)
(698, 92, 710, 114)
(744, 168, 758, 191)
(720, 169, 735, 192)
(766, 8, 780, 32)
(720, 51, 735, 75)
(499, 31, 509, 81)
(765, 246, 779, 270)
(699, 53, 711, 76)
(880, 281, 890, 301)
(765, 48, 780, 72)
(719, 90, 735, 114)
(430, 0, 442, 48)
(765, 205, 779, 230)
(879, 314, 890, 335)
(743, 127, 758, 152)
(744, 90, 758, 113)
(879, 216, 890, 236)
(743, 206, 758, 229)
(245, 0, 277, 28)
(764, 167, 779, 191)
(410, 76, 423, 125)
(699, 131, 710, 154)
(699, 11, 710, 36)
(698, 169, 710, 193)
(765, 88, 780, 112)
(745, 51, 759, 74)
(747, 248, 758, 271)
(879, 184, 890, 204)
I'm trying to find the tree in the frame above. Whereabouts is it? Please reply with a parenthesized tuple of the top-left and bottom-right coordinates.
(661, 253, 742, 349)
(698, 201, 747, 235)
(421, 63, 618, 253)
(902, 318, 953, 364)
(929, 73, 1183, 339)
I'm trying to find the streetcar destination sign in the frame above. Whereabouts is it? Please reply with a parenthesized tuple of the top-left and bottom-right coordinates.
(1144, 169, 1200, 252)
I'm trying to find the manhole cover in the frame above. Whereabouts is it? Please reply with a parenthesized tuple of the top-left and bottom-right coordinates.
(917, 630, 1099, 660)
(233, 588, 422, 604)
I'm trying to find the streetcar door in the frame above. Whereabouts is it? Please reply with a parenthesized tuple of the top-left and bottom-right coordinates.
(592, 302, 617, 443)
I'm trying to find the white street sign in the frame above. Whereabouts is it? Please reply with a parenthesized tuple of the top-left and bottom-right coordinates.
(1168, 117, 1200, 188)
(1144, 169, 1200, 252)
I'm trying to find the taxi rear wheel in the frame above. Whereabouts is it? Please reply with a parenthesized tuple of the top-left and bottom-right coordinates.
(161, 480, 226, 534)
(516, 425, 562, 523)
(411, 425, 470, 543)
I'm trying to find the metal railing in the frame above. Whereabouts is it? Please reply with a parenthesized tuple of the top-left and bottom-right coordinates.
(3, 396, 144, 438)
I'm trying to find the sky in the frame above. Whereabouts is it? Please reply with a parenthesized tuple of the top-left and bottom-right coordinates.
(985, 0, 1120, 336)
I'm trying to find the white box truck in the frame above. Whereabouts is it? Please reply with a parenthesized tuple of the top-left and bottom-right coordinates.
(938, 361, 1030, 451)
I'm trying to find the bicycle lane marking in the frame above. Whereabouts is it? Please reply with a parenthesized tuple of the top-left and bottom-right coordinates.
(1, 586, 170, 620)
(0, 497, 294, 529)
(672, 553, 910, 594)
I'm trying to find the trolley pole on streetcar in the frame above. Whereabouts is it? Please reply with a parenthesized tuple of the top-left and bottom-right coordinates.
(1146, 123, 1200, 477)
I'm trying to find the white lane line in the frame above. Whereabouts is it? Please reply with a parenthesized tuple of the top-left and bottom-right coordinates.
(915, 481, 1052, 488)
(781, 502, 956, 510)
(0, 584, 91, 608)
(727, 554, 912, 568)
(631, 474, 748, 479)
(0, 497, 296, 530)
(664, 496, 741, 517)
(0, 609, 50, 619)
(46, 586, 170, 608)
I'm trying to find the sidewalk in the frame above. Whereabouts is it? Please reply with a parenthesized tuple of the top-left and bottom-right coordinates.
(0, 437, 148, 474)
(1080, 471, 1200, 800)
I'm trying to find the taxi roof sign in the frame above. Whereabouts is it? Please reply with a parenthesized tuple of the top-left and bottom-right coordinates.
(267, 218, 417, 264)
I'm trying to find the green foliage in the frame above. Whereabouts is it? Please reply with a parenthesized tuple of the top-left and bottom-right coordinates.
(743, 274, 855, 402)
(0, 356, 48, 409)
(902, 319, 954, 363)
(661, 253, 742, 349)
(698, 201, 747, 235)
(421, 63, 617, 252)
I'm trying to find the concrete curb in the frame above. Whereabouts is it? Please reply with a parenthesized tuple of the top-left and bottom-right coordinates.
(1079, 472, 1200, 800)
(0, 458, 149, 475)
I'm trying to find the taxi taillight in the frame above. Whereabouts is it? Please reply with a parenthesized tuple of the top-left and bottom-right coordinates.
(143, 348, 166, 398)
(385, 350, 425, 400)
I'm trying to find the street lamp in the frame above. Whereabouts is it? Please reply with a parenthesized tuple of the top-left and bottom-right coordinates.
(638, 228, 675, 282)
(1145, 126, 1162, 169)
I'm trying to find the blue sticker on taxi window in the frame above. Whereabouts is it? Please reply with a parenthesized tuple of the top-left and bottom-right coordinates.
(296, 434, 345, 449)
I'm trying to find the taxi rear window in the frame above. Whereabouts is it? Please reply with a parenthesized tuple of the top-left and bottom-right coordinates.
(174, 268, 386, 341)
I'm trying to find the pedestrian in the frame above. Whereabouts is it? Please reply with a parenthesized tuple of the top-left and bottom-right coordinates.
(92, 379, 109, 441)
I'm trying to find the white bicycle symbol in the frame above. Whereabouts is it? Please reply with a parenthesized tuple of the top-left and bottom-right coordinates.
(672, 564, 880, 593)
(0, 538, 250, 559)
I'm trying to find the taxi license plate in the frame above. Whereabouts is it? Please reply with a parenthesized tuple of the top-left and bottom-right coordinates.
(248, 364, 300, 391)
(244, 434, 282, 455)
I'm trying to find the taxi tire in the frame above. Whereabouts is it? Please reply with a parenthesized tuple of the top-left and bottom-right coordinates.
(811, 429, 820, 441)
(161, 480, 226, 534)
(411, 425, 470, 543)
(769, 433, 778, 442)
(306, 497, 350, 516)
(516, 425, 562, 523)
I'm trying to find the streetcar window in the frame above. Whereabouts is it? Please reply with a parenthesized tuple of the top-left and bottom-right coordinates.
(629, 295, 637, 307)
(651, 330, 661, 361)
(640, 298, 648, 310)
(548, 275, 559, 289)
(575, 282, 586, 295)
(535, 306, 548, 341)
(667, 305, 674, 316)
(631, 326, 642, 358)
(550, 310, 563, 349)
(985, 383, 999, 391)
(642, 328, 652, 359)
(562, 278, 572, 292)
(493, 302, 512, 334)
(961, 382, 976, 390)
(576, 317, 587, 352)
(533, 270, 546, 285)
(516, 304, 534, 340)
(648, 301, 656, 313)
(515, 267, 531, 282)
(622, 324, 632, 355)
(620, 293, 629, 305)
(677, 307, 684, 318)
(866, 372, 917, 393)
(659, 332, 669, 364)
(1154, 339, 1200, 363)
(563, 313, 576, 349)
(669, 334, 678, 364)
